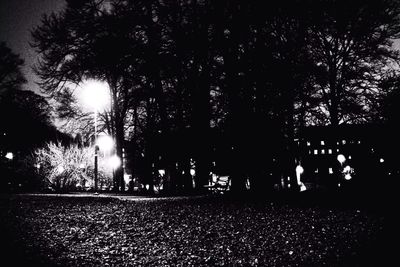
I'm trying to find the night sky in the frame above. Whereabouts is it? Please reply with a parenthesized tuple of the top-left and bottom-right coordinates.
(0, 0, 66, 94)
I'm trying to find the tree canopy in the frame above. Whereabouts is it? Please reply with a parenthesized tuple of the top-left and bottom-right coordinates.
(31, 0, 400, 194)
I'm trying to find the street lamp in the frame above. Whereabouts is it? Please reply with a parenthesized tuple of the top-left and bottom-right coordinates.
(80, 79, 110, 193)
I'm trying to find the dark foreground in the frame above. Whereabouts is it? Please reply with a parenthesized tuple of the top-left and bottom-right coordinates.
(0, 193, 393, 266)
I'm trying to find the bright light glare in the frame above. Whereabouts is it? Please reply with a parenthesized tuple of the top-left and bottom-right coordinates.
(97, 135, 114, 152)
(5, 152, 13, 160)
(80, 79, 110, 111)
(380, 158, 384, 163)
(109, 155, 121, 169)
(300, 182, 307, 192)
(345, 174, 352, 180)
(57, 165, 64, 174)
(344, 165, 351, 173)
(296, 165, 304, 185)
(337, 154, 346, 164)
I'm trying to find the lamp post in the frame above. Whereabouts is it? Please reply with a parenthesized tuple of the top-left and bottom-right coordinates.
(94, 114, 99, 193)
(80, 79, 110, 193)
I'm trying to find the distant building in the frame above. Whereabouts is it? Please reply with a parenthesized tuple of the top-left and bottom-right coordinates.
(296, 124, 395, 192)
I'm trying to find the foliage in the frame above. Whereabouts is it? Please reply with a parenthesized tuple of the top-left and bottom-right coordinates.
(0, 42, 26, 94)
(304, 0, 400, 125)
(31, 0, 400, 193)
(34, 142, 113, 191)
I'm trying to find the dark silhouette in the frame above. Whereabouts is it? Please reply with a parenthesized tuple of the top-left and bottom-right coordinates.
(30, 0, 400, 195)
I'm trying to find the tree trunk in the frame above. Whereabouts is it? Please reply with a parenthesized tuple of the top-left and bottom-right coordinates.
(115, 120, 125, 192)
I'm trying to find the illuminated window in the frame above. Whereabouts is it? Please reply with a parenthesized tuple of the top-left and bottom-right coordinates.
(314, 149, 318, 155)
(321, 149, 325, 154)
(314, 168, 318, 173)
(309, 150, 311, 155)
(348, 155, 352, 159)
(329, 168, 333, 174)
(358, 140, 361, 144)
(342, 140, 346, 145)
(307, 142, 311, 147)
(321, 140, 325, 146)
(328, 149, 332, 154)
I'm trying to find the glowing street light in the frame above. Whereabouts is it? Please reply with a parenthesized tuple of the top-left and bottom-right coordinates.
(80, 79, 110, 112)
(79, 79, 110, 193)
(57, 165, 65, 174)
(337, 154, 346, 165)
(109, 155, 121, 170)
(295, 164, 304, 185)
(5, 152, 13, 160)
(97, 134, 114, 153)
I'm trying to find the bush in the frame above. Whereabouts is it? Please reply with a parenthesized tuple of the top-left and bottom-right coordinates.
(34, 142, 113, 192)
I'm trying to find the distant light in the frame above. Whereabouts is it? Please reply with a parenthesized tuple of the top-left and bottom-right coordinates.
(5, 152, 13, 160)
(300, 182, 307, 192)
(36, 163, 41, 169)
(296, 165, 304, 185)
(57, 165, 64, 174)
(124, 174, 131, 184)
(345, 174, 352, 180)
(109, 155, 121, 169)
(158, 169, 165, 176)
(97, 135, 114, 152)
(338, 183, 341, 187)
(380, 158, 384, 163)
(337, 154, 346, 164)
(296, 165, 304, 175)
(329, 168, 333, 174)
(79, 163, 85, 169)
(344, 165, 351, 173)
(190, 169, 195, 176)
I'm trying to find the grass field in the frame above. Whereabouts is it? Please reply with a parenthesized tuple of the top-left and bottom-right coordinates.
(0, 194, 391, 266)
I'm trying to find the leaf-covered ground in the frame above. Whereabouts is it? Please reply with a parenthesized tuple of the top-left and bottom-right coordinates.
(0, 194, 391, 266)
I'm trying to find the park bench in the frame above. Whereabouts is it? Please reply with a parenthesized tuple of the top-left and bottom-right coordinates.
(204, 175, 231, 194)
